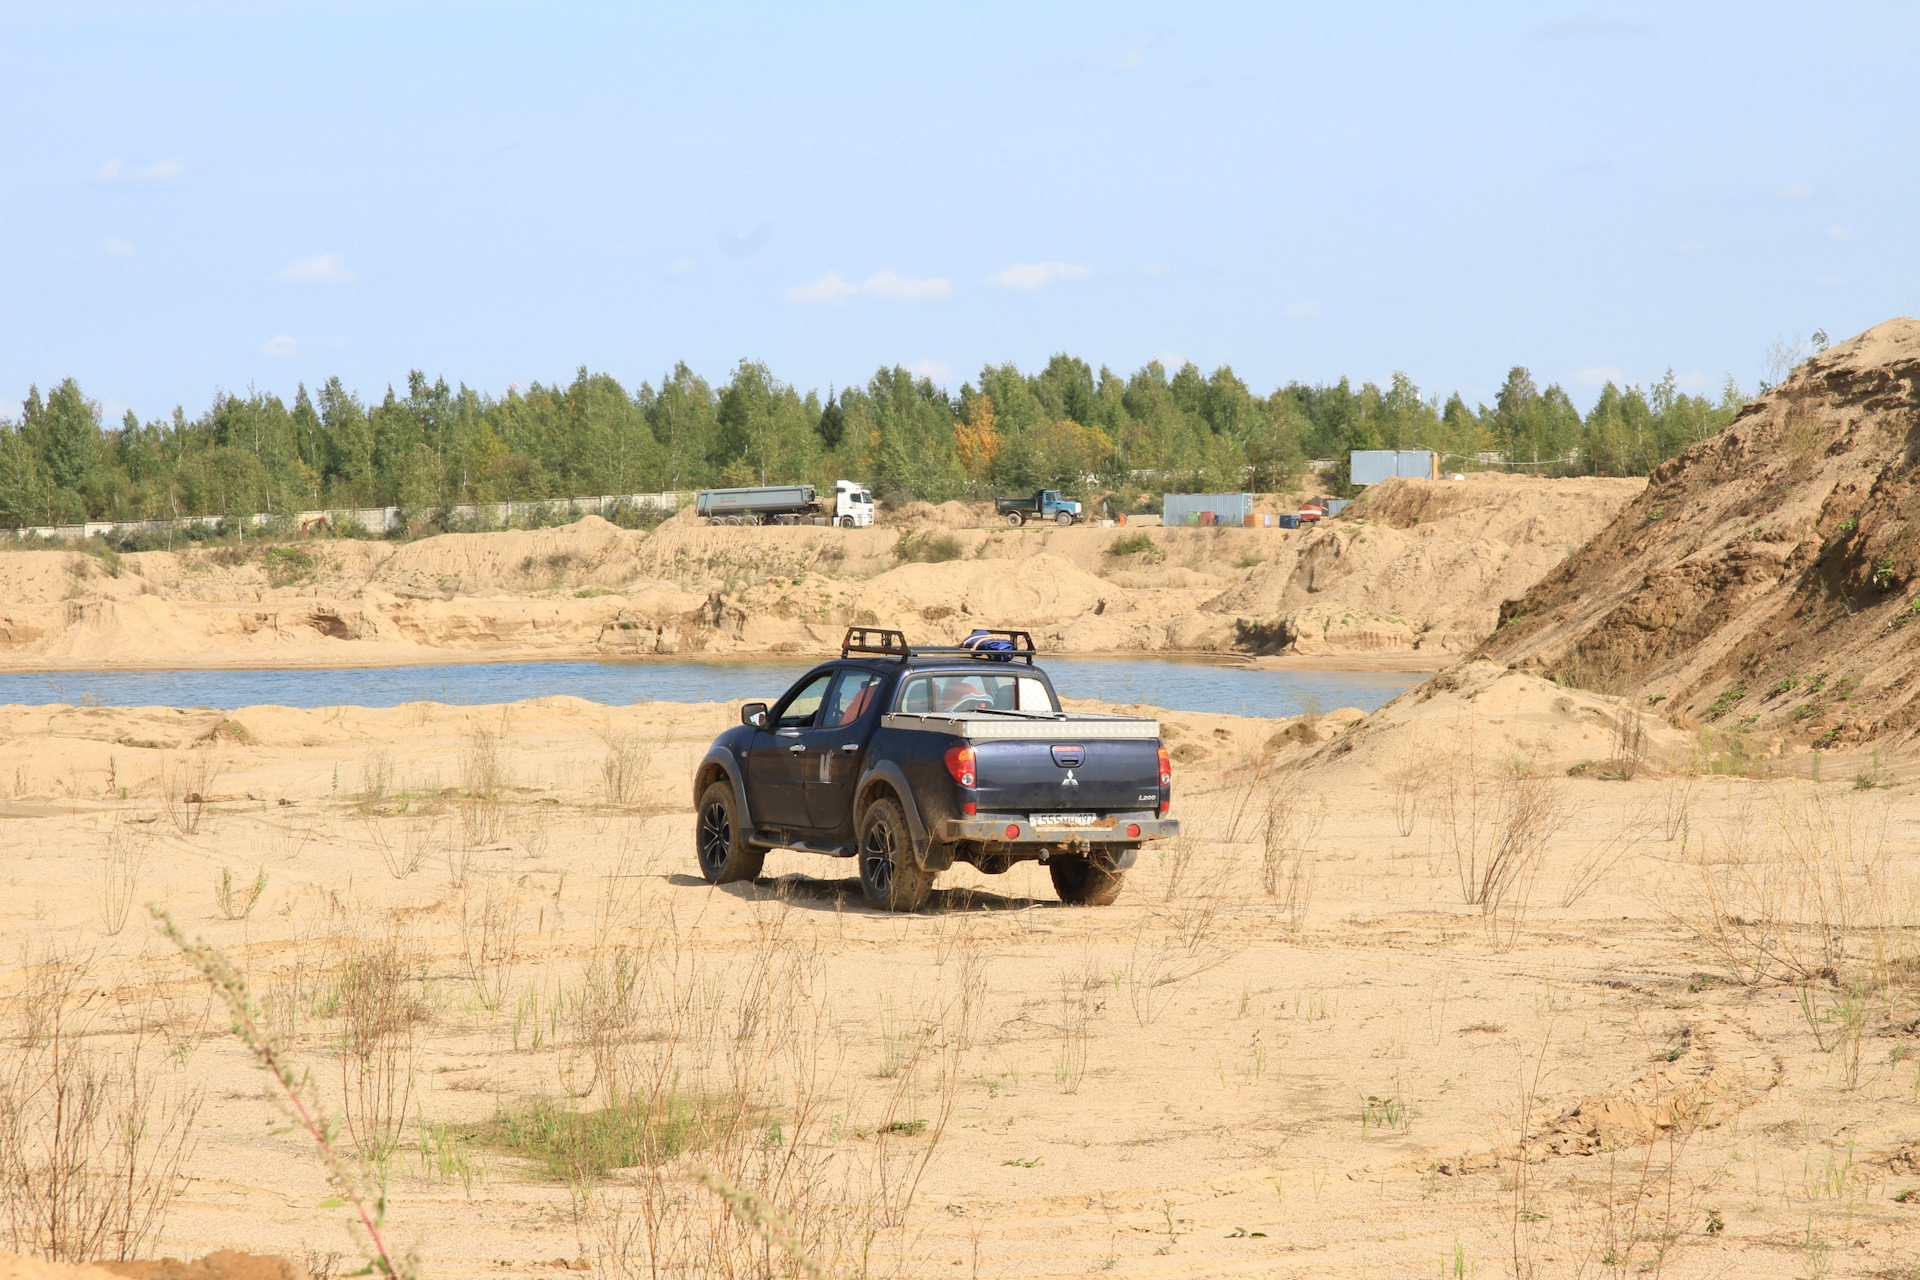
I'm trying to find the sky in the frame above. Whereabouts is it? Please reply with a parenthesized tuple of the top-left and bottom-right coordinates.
(3, 1, 1917, 424)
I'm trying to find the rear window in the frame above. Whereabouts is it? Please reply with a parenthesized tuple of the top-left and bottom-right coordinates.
(895, 672, 1055, 714)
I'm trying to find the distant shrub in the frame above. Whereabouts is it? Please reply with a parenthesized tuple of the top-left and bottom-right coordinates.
(894, 531, 964, 563)
(605, 497, 675, 530)
(1106, 531, 1159, 558)
(263, 546, 316, 587)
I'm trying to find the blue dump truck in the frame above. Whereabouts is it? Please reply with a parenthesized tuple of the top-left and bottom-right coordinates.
(995, 488, 1083, 526)
(692, 627, 1179, 910)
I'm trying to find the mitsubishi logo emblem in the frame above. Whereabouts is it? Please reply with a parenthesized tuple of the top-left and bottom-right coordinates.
(1061, 769, 1079, 787)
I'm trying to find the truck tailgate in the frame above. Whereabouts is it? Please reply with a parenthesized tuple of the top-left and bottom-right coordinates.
(972, 738, 1161, 813)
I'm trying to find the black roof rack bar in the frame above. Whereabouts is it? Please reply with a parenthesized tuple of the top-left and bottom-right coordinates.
(839, 627, 1039, 665)
(842, 627, 910, 659)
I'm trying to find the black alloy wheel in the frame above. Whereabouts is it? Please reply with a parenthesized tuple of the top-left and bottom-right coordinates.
(856, 796, 934, 912)
(695, 779, 765, 885)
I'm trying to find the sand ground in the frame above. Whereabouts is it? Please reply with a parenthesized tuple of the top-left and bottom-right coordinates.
(2, 690, 1917, 1279)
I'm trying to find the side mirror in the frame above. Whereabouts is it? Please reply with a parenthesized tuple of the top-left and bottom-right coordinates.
(741, 702, 769, 729)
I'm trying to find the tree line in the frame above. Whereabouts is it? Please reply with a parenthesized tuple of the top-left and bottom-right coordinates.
(0, 356, 1748, 528)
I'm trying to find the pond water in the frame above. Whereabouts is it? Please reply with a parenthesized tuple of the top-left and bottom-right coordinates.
(2, 658, 1425, 720)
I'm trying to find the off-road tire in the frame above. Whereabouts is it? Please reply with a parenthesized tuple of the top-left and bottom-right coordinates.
(857, 796, 934, 912)
(1049, 852, 1126, 905)
(840, 515, 854, 528)
(1005, 512, 1025, 528)
(696, 779, 764, 885)
(1055, 510, 1074, 527)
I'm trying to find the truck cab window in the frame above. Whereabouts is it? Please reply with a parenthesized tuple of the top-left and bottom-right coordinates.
(777, 673, 835, 728)
(824, 671, 882, 726)
(896, 673, 1057, 714)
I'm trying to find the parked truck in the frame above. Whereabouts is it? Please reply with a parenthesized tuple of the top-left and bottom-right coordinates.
(695, 479, 874, 526)
(691, 627, 1179, 910)
(995, 488, 1082, 527)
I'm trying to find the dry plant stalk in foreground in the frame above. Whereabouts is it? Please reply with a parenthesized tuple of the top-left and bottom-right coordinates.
(152, 908, 416, 1280)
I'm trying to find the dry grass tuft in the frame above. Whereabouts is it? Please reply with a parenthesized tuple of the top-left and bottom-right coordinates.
(598, 731, 651, 806)
(458, 728, 508, 846)
(214, 865, 268, 920)
(1669, 782, 1900, 986)
(160, 749, 222, 835)
(96, 813, 152, 936)
(0, 951, 202, 1262)
(1261, 789, 1324, 931)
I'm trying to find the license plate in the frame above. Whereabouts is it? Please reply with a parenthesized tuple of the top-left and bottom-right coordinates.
(1031, 812, 1098, 828)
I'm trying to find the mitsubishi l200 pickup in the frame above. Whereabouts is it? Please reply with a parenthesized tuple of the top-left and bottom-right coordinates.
(691, 627, 1179, 911)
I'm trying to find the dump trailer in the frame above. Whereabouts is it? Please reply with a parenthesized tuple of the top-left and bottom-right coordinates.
(695, 485, 820, 526)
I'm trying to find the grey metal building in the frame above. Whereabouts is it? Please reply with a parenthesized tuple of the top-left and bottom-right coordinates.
(1161, 493, 1254, 525)
(1349, 450, 1440, 485)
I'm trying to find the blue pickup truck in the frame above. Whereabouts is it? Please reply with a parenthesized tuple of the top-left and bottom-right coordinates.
(692, 628, 1180, 910)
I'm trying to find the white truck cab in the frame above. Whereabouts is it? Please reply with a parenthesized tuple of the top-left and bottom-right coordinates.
(834, 479, 875, 527)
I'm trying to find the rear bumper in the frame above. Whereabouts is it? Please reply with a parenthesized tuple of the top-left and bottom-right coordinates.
(937, 813, 1180, 844)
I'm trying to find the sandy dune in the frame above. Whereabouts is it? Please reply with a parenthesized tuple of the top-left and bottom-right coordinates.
(2, 674, 1915, 1278)
(0, 474, 1638, 672)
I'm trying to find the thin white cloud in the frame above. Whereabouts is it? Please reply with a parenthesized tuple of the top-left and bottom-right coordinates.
(987, 261, 1090, 291)
(863, 270, 950, 301)
(260, 335, 298, 357)
(785, 272, 859, 305)
(275, 253, 355, 285)
(1774, 181, 1815, 202)
(1675, 371, 1711, 392)
(601, 244, 638, 260)
(90, 158, 187, 185)
(1285, 301, 1319, 318)
(1577, 366, 1626, 386)
(1533, 14, 1647, 38)
(718, 224, 772, 257)
(1142, 261, 1169, 277)
(1675, 239, 1705, 253)
(784, 269, 950, 304)
(667, 256, 697, 276)
(1054, 31, 1157, 74)
(1153, 350, 1189, 370)
(101, 238, 134, 259)
(1828, 224, 1852, 242)
(909, 359, 953, 383)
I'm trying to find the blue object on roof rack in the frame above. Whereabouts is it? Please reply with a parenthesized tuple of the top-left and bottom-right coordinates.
(960, 629, 1016, 662)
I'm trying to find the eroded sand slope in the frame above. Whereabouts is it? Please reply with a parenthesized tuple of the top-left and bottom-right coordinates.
(1481, 318, 1920, 751)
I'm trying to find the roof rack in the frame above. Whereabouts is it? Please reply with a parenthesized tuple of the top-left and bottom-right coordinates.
(839, 627, 1039, 666)
(841, 627, 910, 659)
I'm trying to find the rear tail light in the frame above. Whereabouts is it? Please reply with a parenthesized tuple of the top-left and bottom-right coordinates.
(1158, 744, 1172, 787)
(1005, 824, 1020, 839)
(1127, 823, 1141, 838)
(962, 802, 976, 816)
(944, 744, 976, 789)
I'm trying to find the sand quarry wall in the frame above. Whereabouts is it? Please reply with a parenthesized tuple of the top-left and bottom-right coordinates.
(1478, 318, 1920, 751)
(0, 475, 1637, 669)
